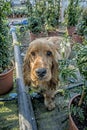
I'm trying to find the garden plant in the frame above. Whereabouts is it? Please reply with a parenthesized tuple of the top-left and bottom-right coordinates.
(69, 41, 87, 130)
(0, 0, 14, 95)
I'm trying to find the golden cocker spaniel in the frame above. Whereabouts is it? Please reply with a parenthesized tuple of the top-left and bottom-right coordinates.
(23, 36, 72, 110)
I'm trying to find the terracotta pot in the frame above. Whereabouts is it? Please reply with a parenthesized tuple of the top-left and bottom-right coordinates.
(72, 34, 83, 43)
(0, 66, 14, 95)
(67, 26, 76, 36)
(69, 94, 80, 130)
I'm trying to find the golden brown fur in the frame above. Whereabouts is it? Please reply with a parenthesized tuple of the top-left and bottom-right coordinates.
(23, 36, 71, 110)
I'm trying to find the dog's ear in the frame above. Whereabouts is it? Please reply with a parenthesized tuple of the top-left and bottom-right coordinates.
(48, 41, 62, 62)
(48, 42, 59, 89)
(23, 51, 31, 86)
(54, 49, 62, 62)
(50, 57, 59, 90)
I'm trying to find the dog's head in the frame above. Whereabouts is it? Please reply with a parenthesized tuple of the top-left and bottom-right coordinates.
(23, 38, 59, 90)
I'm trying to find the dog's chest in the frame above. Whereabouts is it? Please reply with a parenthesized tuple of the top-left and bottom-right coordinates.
(31, 81, 47, 93)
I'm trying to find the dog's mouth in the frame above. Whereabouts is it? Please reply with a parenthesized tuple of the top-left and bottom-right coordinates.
(38, 76, 46, 80)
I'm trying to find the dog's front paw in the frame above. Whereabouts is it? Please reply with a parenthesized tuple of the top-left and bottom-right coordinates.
(47, 101, 56, 111)
(44, 93, 56, 110)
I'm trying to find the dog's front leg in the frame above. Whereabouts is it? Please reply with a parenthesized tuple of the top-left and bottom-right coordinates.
(43, 90, 56, 110)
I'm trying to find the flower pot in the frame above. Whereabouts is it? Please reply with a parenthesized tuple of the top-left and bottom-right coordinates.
(67, 26, 76, 36)
(72, 34, 83, 43)
(0, 67, 14, 95)
(69, 94, 80, 130)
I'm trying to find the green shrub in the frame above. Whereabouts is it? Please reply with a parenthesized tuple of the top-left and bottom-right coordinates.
(28, 16, 43, 34)
(0, 0, 12, 73)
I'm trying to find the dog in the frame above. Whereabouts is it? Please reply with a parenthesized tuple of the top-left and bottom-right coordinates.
(23, 36, 72, 110)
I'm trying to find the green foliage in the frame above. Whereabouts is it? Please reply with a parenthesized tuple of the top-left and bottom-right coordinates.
(44, 0, 61, 30)
(0, 0, 11, 19)
(59, 59, 77, 83)
(28, 16, 43, 34)
(71, 104, 85, 123)
(76, 45, 87, 79)
(0, 0, 12, 73)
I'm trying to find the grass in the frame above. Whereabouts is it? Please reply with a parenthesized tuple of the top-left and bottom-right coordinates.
(0, 101, 19, 130)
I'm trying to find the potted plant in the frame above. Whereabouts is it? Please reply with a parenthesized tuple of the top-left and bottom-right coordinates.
(65, 0, 81, 36)
(73, 8, 87, 43)
(27, 0, 61, 38)
(69, 43, 87, 130)
(28, 16, 44, 41)
(0, 0, 14, 95)
(72, 21, 85, 44)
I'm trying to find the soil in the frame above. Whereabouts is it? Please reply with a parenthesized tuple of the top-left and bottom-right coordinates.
(71, 95, 87, 130)
(31, 93, 69, 130)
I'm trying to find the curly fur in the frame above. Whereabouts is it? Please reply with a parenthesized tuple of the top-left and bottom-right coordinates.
(23, 36, 71, 110)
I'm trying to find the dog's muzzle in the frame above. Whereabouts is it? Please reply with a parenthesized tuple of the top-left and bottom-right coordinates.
(35, 68, 47, 78)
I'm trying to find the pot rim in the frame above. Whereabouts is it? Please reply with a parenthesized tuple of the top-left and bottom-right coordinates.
(69, 94, 80, 130)
(0, 61, 15, 76)
(69, 94, 80, 110)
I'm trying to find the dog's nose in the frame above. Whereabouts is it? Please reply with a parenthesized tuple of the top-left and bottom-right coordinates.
(35, 68, 47, 77)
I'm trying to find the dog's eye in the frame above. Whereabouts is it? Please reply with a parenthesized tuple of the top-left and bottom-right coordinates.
(46, 51, 52, 56)
(31, 52, 35, 56)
